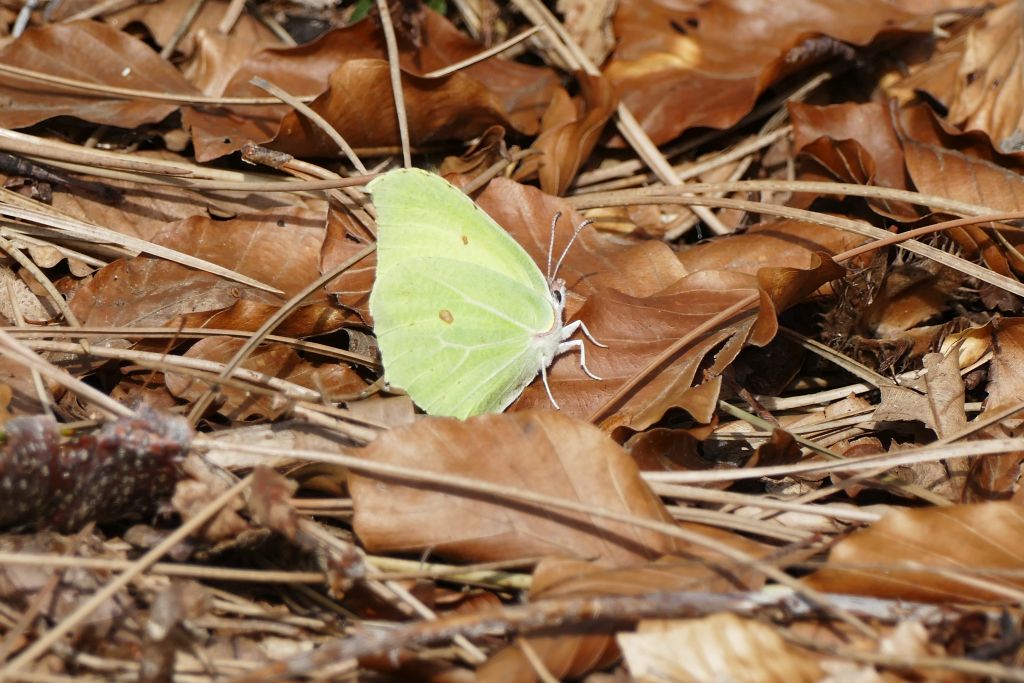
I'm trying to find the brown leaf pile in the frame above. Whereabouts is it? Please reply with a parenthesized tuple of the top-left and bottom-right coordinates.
(2, 1, 1024, 681)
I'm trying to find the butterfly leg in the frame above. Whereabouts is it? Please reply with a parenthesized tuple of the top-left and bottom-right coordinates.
(561, 319, 608, 349)
(539, 361, 561, 410)
(557, 339, 602, 381)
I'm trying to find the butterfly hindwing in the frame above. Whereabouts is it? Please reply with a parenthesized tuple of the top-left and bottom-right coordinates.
(372, 258, 553, 417)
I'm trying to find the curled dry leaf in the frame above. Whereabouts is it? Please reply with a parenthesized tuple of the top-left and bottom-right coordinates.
(514, 72, 618, 195)
(676, 218, 866, 277)
(618, 614, 823, 683)
(805, 501, 1024, 602)
(789, 101, 918, 219)
(0, 21, 200, 129)
(438, 124, 512, 178)
(349, 410, 685, 565)
(604, 0, 930, 145)
(946, 1, 1024, 152)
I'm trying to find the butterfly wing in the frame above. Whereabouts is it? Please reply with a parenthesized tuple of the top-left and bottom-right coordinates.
(372, 258, 559, 418)
(368, 169, 559, 418)
(369, 169, 550, 293)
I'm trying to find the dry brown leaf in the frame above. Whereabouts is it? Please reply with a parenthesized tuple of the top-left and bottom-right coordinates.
(558, 0, 618, 65)
(0, 356, 49, 417)
(472, 176, 676, 306)
(349, 410, 685, 565)
(983, 317, 1024, 413)
(859, 258, 966, 337)
(875, 350, 966, 438)
(0, 531, 136, 638)
(0, 21, 199, 129)
(171, 298, 349, 338)
(805, 501, 1024, 601)
(247, 466, 300, 540)
(45, 164, 326, 243)
(898, 104, 1024, 279)
(515, 252, 844, 431)
(605, 0, 931, 145)
(69, 207, 328, 329)
(269, 60, 516, 158)
(959, 318, 1024, 502)
(184, 7, 560, 161)
(619, 614, 823, 683)
(439, 125, 511, 178)
(676, 218, 866, 276)
(0, 264, 58, 322)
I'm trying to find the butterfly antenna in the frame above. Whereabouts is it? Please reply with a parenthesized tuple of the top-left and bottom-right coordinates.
(551, 218, 594, 281)
(545, 212, 561, 281)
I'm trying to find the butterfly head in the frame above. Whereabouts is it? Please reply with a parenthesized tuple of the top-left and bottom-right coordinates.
(548, 278, 568, 321)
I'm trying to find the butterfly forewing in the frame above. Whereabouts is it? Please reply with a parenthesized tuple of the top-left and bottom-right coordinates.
(370, 169, 549, 293)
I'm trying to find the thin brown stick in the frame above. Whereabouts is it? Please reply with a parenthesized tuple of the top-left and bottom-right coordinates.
(422, 27, 542, 78)
(159, 0, 206, 59)
(0, 553, 324, 584)
(0, 325, 376, 367)
(250, 76, 367, 174)
(376, 0, 412, 168)
(0, 63, 313, 106)
(231, 590, 761, 682)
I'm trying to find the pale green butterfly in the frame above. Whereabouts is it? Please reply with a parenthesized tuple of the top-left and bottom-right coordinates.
(367, 168, 605, 419)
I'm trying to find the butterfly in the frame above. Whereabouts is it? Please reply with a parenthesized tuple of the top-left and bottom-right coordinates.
(368, 168, 604, 419)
